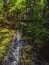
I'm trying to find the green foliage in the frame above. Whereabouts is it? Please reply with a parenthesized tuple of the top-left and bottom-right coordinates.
(0, 0, 49, 63)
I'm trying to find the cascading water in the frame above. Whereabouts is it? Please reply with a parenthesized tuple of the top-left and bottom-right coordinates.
(3, 29, 25, 65)
(11, 30, 23, 65)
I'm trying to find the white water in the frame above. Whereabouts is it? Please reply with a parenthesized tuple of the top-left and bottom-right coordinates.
(11, 30, 23, 65)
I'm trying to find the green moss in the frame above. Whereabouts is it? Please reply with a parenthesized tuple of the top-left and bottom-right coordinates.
(0, 28, 15, 61)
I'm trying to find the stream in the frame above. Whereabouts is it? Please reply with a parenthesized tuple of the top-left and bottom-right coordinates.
(2, 22, 43, 65)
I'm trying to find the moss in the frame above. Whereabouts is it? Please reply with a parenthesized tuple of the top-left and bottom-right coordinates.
(0, 28, 15, 61)
(21, 44, 34, 64)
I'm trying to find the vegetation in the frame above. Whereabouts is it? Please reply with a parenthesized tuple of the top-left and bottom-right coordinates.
(0, 0, 49, 64)
(0, 28, 14, 61)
